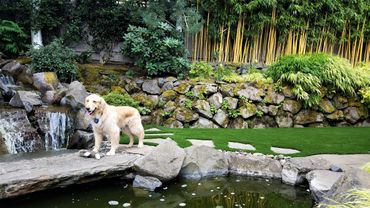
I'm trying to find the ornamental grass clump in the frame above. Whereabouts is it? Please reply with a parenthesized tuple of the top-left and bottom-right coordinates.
(267, 53, 367, 107)
(319, 189, 370, 208)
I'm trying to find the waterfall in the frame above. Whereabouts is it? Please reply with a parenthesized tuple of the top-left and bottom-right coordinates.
(42, 111, 74, 151)
(0, 73, 15, 85)
(0, 109, 43, 154)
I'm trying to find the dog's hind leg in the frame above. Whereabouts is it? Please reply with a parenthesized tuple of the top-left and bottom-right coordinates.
(92, 132, 103, 153)
(107, 128, 120, 156)
(137, 131, 144, 148)
(123, 127, 135, 147)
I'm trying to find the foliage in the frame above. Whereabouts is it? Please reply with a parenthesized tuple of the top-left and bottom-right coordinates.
(210, 104, 217, 115)
(184, 99, 193, 109)
(160, 111, 172, 118)
(222, 71, 273, 87)
(359, 87, 370, 108)
(318, 189, 370, 208)
(27, 39, 77, 82)
(267, 53, 367, 107)
(0, 20, 28, 57)
(256, 110, 264, 118)
(122, 23, 190, 76)
(102, 92, 150, 115)
(214, 64, 233, 81)
(185, 91, 196, 99)
(228, 109, 240, 118)
(221, 100, 231, 110)
(189, 61, 214, 78)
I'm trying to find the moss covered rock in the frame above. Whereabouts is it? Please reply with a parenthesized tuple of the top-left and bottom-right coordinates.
(32, 72, 59, 92)
(194, 100, 212, 119)
(265, 86, 284, 104)
(174, 82, 191, 94)
(174, 107, 199, 122)
(325, 110, 344, 121)
(282, 99, 302, 114)
(240, 103, 257, 119)
(236, 85, 264, 101)
(164, 118, 184, 128)
(213, 109, 228, 128)
(161, 90, 177, 102)
(294, 110, 324, 125)
(320, 99, 336, 114)
(333, 95, 348, 110)
(219, 84, 235, 97)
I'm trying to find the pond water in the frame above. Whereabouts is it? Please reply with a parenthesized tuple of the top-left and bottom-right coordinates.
(1, 176, 313, 208)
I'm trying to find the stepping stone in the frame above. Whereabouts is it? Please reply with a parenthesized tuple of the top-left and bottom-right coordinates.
(143, 138, 169, 145)
(228, 142, 256, 151)
(271, 147, 300, 155)
(145, 133, 174, 136)
(145, 128, 162, 132)
(188, 139, 215, 148)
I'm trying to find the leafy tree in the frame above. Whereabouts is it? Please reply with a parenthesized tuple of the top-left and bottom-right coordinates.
(0, 20, 28, 57)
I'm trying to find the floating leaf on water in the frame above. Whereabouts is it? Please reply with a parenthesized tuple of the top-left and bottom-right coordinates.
(160, 198, 165, 202)
(179, 203, 186, 207)
(122, 203, 131, 207)
(108, 200, 119, 206)
(181, 184, 187, 188)
(191, 193, 196, 196)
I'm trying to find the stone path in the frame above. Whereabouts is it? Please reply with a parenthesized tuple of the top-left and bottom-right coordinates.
(188, 139, 215, 147)
(228, 142, 256, 151)
(143, 128, 302, 154)
(318, 154, 370, 170)
(271, 147, 300, 155)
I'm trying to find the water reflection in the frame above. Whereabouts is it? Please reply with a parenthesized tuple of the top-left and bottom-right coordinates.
(1, 176, 313, 208)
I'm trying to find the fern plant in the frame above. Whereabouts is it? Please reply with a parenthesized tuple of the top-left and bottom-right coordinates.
(0, 20, 28, 57)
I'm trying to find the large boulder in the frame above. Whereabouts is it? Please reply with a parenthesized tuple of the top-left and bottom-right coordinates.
(192, 117, 219, 128)
(133, 140, 185, 181)
(236, 85, 264, 101)
(322, 169, 370, 206)
(276, 111, 293, 128)
(325, 110, 344, 121)
(294, 110, 324, 125)
(164, 118, 183, 128)
(192, 83, 217, 97)
(228, 153, 282, 179)
(1, 61, 32, 85)
(160, 90, 177, 102)
(32, 72, 60, 92)
(282, 155, 332, 185)
(344, 107, 366, 124)
(9, 91, 42, 111)
(174, 107, 199, 123)
(213, 109, 228, 127)
(180, 146, 229, 179)
(228, 117, 248, 129)
(219, 84, 234, 97)
(60, 81, 89, 110)
(265, 86, 284, 104)
(282, 99, 302, 114)
(133, 175, 162, 191)
(194, 100, 212, 119)
(224, 97, 238, 110)
(333, 95, 348, 109)
(208, 92, 223, 109)
(142, 80, 161, 95)
(174, 82, 191, 94)
(240, 103, 257, 119)
(306, 170, 343, 202)
(320, 99, 336, 114)
(67, 130, 94, 149)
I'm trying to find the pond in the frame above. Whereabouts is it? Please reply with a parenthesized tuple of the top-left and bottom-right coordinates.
(1, 176, 313, 208)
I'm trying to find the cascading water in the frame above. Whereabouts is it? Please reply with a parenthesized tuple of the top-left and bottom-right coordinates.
(41, 111, 74, 151)
(36, 108, 75, 151)
(0, 73, 15, 85)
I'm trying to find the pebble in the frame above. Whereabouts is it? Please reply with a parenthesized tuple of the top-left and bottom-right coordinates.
(122, 203, 131, 207)
(108, 200, 119, 206)
(198, 183, 202, 186)
(191, 193, 196, 196)
(160, 198, 165, 202)
(148, 195, 152, 197)
(210, 190, 214, 192)
(231, 192, 235, 195)
(260, 196, 265, 199)
(217, 187, 220, 189)
(235, 180, 240, 182)
(181, 184, 187, 188)
(179, 203, 186, 207)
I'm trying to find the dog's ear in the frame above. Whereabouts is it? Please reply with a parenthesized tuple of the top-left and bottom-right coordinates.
(98, 97, 107, 109)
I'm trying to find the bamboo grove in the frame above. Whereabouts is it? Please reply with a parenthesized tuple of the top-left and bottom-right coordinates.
(189, 0, 370, 66)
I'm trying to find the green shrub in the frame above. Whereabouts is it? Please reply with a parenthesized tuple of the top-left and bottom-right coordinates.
(267, 53, 367, 107)
(122, 23, 190, 77)
(27, 39, 77, 82)
(228, 109, 240, 118)
(184, 99, 193, 109)
(0, 20, 28, 57)
(103, 92, 150, 115)
(189, 61, 214, 78)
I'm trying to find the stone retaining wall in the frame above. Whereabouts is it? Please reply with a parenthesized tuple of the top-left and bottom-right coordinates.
(117, 77, 370, 128)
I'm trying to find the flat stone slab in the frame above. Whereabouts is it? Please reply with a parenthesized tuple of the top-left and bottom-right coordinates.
(118, 145, 155, 155)
(271, 147, 300, 154)
(145, 128, 162, 132)
(0, 149, 141, 199)
(228, 142, 256, 151)
(143, 138, 168, 145)
(318, 154, 370, 171)
(188, 139, 215, 148)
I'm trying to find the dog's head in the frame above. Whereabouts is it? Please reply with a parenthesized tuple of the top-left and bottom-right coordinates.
(84, 94, 106, 116)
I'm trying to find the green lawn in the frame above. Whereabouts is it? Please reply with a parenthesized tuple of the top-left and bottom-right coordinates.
(120, 126, 370, 157)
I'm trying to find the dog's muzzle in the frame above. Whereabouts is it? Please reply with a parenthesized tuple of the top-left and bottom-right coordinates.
(86, 108, 96, 115)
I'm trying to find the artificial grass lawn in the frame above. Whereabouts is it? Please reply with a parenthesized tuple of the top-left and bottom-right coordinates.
(120, 126, 370, 157)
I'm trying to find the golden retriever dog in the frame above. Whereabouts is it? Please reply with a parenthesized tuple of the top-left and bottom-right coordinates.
(84, 94, 145, 155)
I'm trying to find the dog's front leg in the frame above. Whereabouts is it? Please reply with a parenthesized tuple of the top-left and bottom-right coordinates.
(92, 132, 103, 153)
(107, 128, 120, 156)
